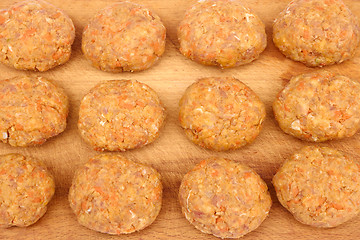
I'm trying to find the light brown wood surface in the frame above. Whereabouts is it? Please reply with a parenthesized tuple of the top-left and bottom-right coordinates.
(0, 0, 360, 239)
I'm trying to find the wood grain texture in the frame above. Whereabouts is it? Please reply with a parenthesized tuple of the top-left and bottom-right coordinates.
(0, 0, 360, 239)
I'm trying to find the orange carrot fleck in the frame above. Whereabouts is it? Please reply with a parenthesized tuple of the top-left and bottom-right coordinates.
(232, 85, 241, 92)
(284, 104, 290, 112)
(94, 186, 109, 200)
(244, 172, 252, 179)
(297, 81, 305, 90)
(291, 186, 299, 197)
(52, 50, 63, 60)
(45, 32, 52, 41)
(122, 103, 134, 109)
(94, 186, 103, 194)
(319, 197, 326, 205)
(211, 169, 219, 177)
(81, 201, 87, 211)
(332, 203, 344, 210)
(15, 123, 23, 130)
(302, 49, 308, 56)
(51, 12, 61, 19)
(216, 217, 224, 223)
(21, 28, 37, 40)
(342, 113, 351, 121)
(122, 21, 131, 29)
(136, 100, 145, 107)
(32, 197, 42, 203)
(303, 30, 310, 39)
(0, 15, 5, 24)
(334, 110, 342, 119)
(11, 6, 22, 12)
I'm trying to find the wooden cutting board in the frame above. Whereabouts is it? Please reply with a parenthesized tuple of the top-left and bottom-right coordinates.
(1, 0, 360, 239)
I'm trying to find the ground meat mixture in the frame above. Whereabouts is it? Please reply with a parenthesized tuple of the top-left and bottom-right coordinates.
(273, 71, 360, 142)
(82, 1, 166, 72)
(0, 153, 55, 228)
(69, 154, 162, 234)
(78, 80, 166, 151)
(0, 0, 75, 71)
(179, 77, 265, 151)
(0, 76, 69, 147)
(273, 146, 360, 227)
(178, 0, 266, 68)
(179, 157, 271, 238)
(273, 0, 360, 67)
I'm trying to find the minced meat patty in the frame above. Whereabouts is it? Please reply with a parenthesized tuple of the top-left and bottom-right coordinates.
(179, 77, 265, 151)
(0, 76, 69, 147)
(78, 80, 166, 151)
(179, 157, 271, 238)
(178, 0, 266, 68)
(69, 154, 162, 234)
(273, 146, 360, 227)
(273, 0, 360, 67)
(0, 153, 55, 228)
(0, 0, 75, 71)
(273, 71, 360, 142)
(82, 1, 166, 72)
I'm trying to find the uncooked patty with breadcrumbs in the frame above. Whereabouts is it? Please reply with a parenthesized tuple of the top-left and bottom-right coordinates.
(178, 0, 266, 68)
(273, 71, 360, 142)
(78, 80, 166, 151)
(273, 146, 360, 228)
(273, 0, 360, 67)
(69, 154, 162, 235)
(82, 2, 166, 72)
(0, 0, 75, 71)
(0, 76, 69, 147)
(179, 157, 271, 238)
(0, 153, 55, 228)
(179, 77, 265, 151)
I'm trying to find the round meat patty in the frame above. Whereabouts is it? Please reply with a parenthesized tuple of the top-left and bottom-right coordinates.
(178, 0, 266, 68)
(179, 157, 271, 238)
(273, 146, 360, 228)
(0, 76, 69, 147)
(78, 80, 166, 151)
(273, 0, 360, 67)
(179, 77, 266, 151)
(0, 0, 75, 71)
(82, 1, 166, 72)
(273, 71, 360, 142)
(0, 153, 55, 228)
(69, 154, 162, 235)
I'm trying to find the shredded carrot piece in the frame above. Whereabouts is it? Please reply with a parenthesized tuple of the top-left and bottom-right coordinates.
(21, 28, 37, 40)
(52, 50, 63, 60)
(51, 12, 61, 18)
(0, 15, 6, 24)
(291, 186, 299, 197)
(14, 123, 23, 130)
(244, 172, 252, 179)
(122, 103, 135, 109)
(332, 203, 344, 210)
(45, 32, 52, 41)
(211, 169, 219, 177)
